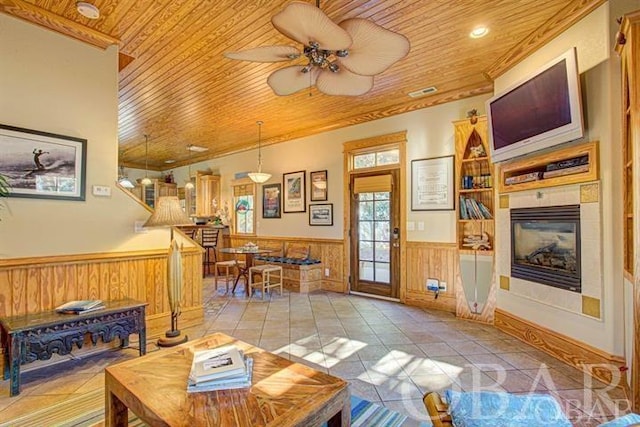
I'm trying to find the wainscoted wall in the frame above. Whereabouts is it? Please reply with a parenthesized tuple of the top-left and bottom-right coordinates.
(405, 241, 458, 312)
(0, 247, 204, 337)
(228, 235, 346, 293)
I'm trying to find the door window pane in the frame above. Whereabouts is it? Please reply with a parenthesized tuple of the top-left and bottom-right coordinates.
(374, 201, 390, 220)
(359, 221, 373, 240)
(359, 193, 373, 201)
(359, 201, 374, 220)
(360, 261, 374, 281)
(374, 222, 390, 241)
(375, 242, 390, 262)
(359, 241, 373, 261)
(375, 263, 390, 283)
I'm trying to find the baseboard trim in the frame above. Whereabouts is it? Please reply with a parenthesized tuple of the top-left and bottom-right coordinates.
(494, 308, 627, 388)
(349, 291, 400, 303)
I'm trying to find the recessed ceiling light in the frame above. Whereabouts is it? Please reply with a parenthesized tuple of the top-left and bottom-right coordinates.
(76, 2, 100, 19)
(164, 159, 176, 164)
(188, 145, 209, 152)
(470, 26, 489, 39)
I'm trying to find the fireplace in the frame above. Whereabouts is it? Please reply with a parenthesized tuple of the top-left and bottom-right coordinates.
(510, 205, 581, 292)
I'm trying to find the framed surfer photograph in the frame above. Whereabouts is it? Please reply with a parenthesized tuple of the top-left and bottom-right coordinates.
(0, 124, 87, 201)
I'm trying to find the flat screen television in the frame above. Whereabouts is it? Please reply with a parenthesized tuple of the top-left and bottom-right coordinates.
(486, 48, 584, 163)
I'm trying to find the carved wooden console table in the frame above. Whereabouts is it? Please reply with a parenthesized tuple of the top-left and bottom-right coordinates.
(1, 298, 147, 396)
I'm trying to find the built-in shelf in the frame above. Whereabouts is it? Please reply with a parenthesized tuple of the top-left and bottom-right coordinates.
(497, 140, 599, 193)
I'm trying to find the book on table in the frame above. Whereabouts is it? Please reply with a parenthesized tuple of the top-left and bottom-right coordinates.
(187, 357, 253, 393)
(55, 300, 105, 314)
(187, 345, 253, 392)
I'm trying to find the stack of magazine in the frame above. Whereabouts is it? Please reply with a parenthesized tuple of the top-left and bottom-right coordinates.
(55, 300, 105, 314)
(187, 345, 253, 393)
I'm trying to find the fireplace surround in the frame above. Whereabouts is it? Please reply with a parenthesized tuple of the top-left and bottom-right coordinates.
(510, 205, 581, 292)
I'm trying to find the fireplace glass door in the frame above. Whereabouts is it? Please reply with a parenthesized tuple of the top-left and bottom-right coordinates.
(511, 205, 581, 292)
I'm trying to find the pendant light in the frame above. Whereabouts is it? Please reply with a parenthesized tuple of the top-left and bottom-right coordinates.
(140, 134, 152, 186)
(185, 145, 194, 190)
(248, 121, 271, 184)
(118, 165, 134, 188)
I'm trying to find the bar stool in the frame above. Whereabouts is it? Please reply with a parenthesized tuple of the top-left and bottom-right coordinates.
(248, 264, 283, 299)
(214, 256, 245, 293)
(201, 228, 219, 277)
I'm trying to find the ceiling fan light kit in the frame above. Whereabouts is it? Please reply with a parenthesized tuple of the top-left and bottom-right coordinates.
(224, 1, 410, 96)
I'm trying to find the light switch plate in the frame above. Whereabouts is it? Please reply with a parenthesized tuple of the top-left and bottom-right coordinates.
(417, 221, 425, 231)
(92, 185, 111, 197)
(407, 221, 415, 231)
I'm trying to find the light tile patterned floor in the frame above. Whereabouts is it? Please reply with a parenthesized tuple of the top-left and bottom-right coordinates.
(0, 279, 631, 426)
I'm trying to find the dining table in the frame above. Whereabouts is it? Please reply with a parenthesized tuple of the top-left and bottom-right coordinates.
(218, 247, 275, 294)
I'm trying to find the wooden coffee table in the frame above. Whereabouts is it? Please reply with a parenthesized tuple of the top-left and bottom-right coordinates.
(105, 333, 350, 426)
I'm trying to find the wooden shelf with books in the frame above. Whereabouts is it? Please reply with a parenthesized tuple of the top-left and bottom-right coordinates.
(454, 115, 494, 254)
(454, 114, 496, 324)
(497, 140, 598, 194)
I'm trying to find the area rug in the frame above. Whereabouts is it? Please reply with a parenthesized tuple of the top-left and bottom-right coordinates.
(1, 389, 411, 427)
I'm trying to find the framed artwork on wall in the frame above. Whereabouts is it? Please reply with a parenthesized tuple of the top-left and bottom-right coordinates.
(309, 203, 333, 226)
(262, 183, 281, 218)
(411, 155, 454, 211)
(310, 170, 328, 201)
(283, 170, 306, 213)
(0, 124, 87, 201)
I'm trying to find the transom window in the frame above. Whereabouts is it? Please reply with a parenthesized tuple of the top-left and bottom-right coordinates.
(353, 149, 400, 170)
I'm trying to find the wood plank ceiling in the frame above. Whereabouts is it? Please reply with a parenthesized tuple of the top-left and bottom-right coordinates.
(0, 0, 604, 171)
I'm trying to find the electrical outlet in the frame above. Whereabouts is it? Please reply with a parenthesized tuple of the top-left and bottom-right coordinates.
(439, 281, 447, 292)
(426, 278, 439, 292)
(324, 268, 330, 277)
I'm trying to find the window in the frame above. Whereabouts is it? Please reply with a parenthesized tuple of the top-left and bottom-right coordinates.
(232, 180, 256, 234)
(353, 148, 399, 170)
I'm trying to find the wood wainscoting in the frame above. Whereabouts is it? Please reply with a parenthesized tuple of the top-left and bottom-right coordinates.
(228, 235, 346, 293)
(405, 241, 458, 312)
(0, 248, 204, 340)
(495, 309, 628, 389)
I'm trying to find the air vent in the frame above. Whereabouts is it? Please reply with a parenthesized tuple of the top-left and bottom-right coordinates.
(408, 86, 438, 98)
(188, 145, 209, 152)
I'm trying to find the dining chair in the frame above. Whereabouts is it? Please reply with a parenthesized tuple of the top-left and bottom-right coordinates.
(201, 228, 220, 277)
(213, 253, 245, 293)
(248, 264, 282, 299)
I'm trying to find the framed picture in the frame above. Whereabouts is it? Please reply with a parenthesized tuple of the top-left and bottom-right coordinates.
(310, 170, 328, 201)
(309, 203, 333, 226)
(283, 170, 306, 213)
(0, 124, 87, 201)
(262, 183, 281, 218)
(411, 155, 454, 211)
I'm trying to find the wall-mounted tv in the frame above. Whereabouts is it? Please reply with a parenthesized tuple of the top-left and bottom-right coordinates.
(486, 47, 584, 163)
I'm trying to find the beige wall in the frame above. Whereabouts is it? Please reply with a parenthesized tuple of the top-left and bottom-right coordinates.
(493, 3, 625, 355)
(0, 15, 171, 258)
(134, 96, 489, 242)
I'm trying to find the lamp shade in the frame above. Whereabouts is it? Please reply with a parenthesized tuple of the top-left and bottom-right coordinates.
(248, 171, 271, 183)
(143, 196, 191, 228)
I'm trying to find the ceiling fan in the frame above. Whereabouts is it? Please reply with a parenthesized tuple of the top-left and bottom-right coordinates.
(224, 1, 410, 96)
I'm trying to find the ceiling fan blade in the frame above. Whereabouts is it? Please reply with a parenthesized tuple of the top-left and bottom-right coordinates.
(316, 68, 373, 96)
(272, 1, 352, 51)
(224, 45, 300, 62)
(338, 18, 410, 76)
(267, 65, 320, 96)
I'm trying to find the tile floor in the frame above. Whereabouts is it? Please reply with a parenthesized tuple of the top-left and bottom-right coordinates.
(0, 279, 631, 426)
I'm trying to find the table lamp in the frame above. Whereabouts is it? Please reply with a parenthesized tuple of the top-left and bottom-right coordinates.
(143, 196, 192, 347)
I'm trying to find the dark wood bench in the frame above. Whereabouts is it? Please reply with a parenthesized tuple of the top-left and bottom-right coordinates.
(1, 297, 147, 396)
